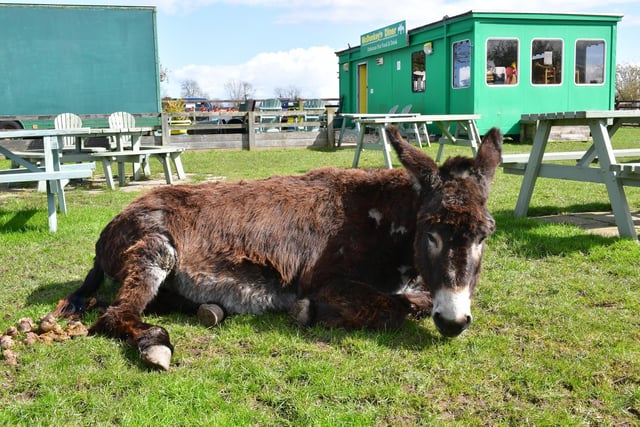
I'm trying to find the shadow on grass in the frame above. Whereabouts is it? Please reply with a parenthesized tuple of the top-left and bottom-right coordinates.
(0, 208, 42, 232)
(25, 280, 83, 307)
(26, 277, 443, 370)
(492, 205, 622, 258)
(224, 311, 443, 352)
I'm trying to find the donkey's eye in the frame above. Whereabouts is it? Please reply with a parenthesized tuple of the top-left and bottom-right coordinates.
(426, 232, 440, 248)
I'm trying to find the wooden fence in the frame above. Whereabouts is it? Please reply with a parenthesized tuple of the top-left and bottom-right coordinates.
(0, 110, 338, 152)
(160, 109, 337, 150)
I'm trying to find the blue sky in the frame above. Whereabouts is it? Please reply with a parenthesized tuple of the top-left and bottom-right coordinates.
(5, 1, 640, 99)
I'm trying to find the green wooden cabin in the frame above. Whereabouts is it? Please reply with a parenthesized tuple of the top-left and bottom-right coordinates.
(335, 11, 622, 136)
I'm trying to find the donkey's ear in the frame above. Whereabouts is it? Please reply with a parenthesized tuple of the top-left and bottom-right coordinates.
(473, 127, 503, 195)
(385, 125, 440, 191)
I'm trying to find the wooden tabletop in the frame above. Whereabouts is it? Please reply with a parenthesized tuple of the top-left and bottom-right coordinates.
(356, 114, 481, 124)
(522, 110, 640, 121)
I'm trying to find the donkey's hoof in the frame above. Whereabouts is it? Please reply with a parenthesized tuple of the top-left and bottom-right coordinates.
(141, 345, 172, 370)
(197, 304, 225, 327)
(291, 298, 311, 326)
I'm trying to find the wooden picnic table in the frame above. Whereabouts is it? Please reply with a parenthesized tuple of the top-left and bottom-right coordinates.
(2, 127, 185, 190)
(0, 128, 96, 232)
(86, 127, 185, 189)
(501, 110, 640, 240)
(337, 113, 419, 147)
(351, 114, 482, 168)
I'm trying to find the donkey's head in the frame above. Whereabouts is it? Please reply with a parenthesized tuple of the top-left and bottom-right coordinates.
(386, 125, 502, 337)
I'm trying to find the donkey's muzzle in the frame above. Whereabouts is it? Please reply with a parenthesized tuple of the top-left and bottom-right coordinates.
(433, 311, 472, 337)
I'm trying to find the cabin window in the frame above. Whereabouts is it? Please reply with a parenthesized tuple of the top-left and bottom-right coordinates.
(575, 39, 605, 85)
(453, 39, 471, 88)
(531, 39, 563, 85)
(411, 50, 426, 92)
(486, 38, 519, 85)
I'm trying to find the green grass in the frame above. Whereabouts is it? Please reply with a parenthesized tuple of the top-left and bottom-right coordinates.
(0, 129, 639, 426)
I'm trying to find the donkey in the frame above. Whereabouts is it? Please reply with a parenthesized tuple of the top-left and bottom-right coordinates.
(53, 126, 502, 370)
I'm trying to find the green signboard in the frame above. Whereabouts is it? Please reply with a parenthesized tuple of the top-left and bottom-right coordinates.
(360, 21, 407, 55)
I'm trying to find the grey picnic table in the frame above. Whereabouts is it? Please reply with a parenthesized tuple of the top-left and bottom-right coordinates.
(501, 110, 640, 240)
(337, 113, 420, 147)
(351, 114, 482, 168)
(87, 127, 185, 189)
(0, 128, 96, 232)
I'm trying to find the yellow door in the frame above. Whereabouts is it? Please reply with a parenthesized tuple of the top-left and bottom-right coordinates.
(357, 63, 367, 113)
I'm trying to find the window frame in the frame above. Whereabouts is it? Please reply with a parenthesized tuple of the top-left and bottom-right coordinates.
(452, 38, 472, 89)
(411, 50, 426, 93)
(530, 38, 564, 86)
(574, 39, 606, 86)
(485, 37, 520, 87)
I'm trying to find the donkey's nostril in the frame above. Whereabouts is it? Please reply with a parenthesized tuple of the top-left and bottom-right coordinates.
(433, 313, 472, 338)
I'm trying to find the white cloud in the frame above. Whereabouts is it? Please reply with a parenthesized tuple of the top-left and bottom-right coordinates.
(166, 46, 338, 99)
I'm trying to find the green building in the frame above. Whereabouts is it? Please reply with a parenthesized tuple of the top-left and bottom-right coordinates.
(335, 11, 622, 136)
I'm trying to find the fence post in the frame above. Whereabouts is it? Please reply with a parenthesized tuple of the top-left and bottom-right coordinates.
(247, 111, 256, 150)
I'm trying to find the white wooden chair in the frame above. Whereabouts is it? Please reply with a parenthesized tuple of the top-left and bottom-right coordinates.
(108, 111, 137, 149)
(53, 113, 84, 152)
(108, 111, 151, 178)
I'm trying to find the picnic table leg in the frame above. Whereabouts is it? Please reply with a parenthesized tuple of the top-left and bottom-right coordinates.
(421, 123, 431, 147)
(352, 123, 366, 168)
(43, 136, 62, 232)
(46, 182, 58, 233)
(413, 124, 423, 148)
(128, 134, 145, 181)
(99, 158, 117, 190)
(514, 120, 552, 218)
(170, 153, 186, 179)
(158, 154, 174, 185)
(337, 117, 347, 147)
(589, 120, 637, 239)
(435, 122, 453, 162)
(578, 119, 621, 167)
(380, 125, 393, 169)
(467, 120, 481, 156)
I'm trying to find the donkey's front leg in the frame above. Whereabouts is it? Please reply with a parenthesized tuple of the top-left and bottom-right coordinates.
(90, 234, 177, 370)
(291, 279, 412, 331)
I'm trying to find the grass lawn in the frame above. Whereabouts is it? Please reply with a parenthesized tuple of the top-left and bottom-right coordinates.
(0, 128, 639, 426)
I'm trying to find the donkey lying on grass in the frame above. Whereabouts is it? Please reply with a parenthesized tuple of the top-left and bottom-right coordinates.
(53, 125, 502, 370)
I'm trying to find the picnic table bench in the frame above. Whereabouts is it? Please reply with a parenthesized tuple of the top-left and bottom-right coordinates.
(502, 110, 640, 240)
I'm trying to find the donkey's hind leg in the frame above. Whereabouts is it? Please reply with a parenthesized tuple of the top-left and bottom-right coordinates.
(89, 234, 177, 370)
(52, 264, 105, 319)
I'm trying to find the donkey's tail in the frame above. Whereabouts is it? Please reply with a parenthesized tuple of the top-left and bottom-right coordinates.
(51, 262, 105, 319)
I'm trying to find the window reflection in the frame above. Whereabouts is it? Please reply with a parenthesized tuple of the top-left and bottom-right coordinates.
(453, 39, 471, 88)
(575, 40, 605, 84)
(531, 39, 563, 85)
(486, 38, 519, 85)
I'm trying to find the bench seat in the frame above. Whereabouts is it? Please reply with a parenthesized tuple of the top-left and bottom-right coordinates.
(501, 148, 640, 165)
(91, 146, 185, 189)
(0, 162, 95, 184)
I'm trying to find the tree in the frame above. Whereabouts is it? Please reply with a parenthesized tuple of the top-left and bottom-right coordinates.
(275, 85, 302, 100)
(159, 63, 170, 83)
(224, 79, 255, 102)
(181, 79, 208, 98)
(616, 63, 640, 100)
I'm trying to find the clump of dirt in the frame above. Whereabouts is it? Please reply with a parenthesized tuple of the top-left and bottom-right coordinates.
(1, 314, 89, 367)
